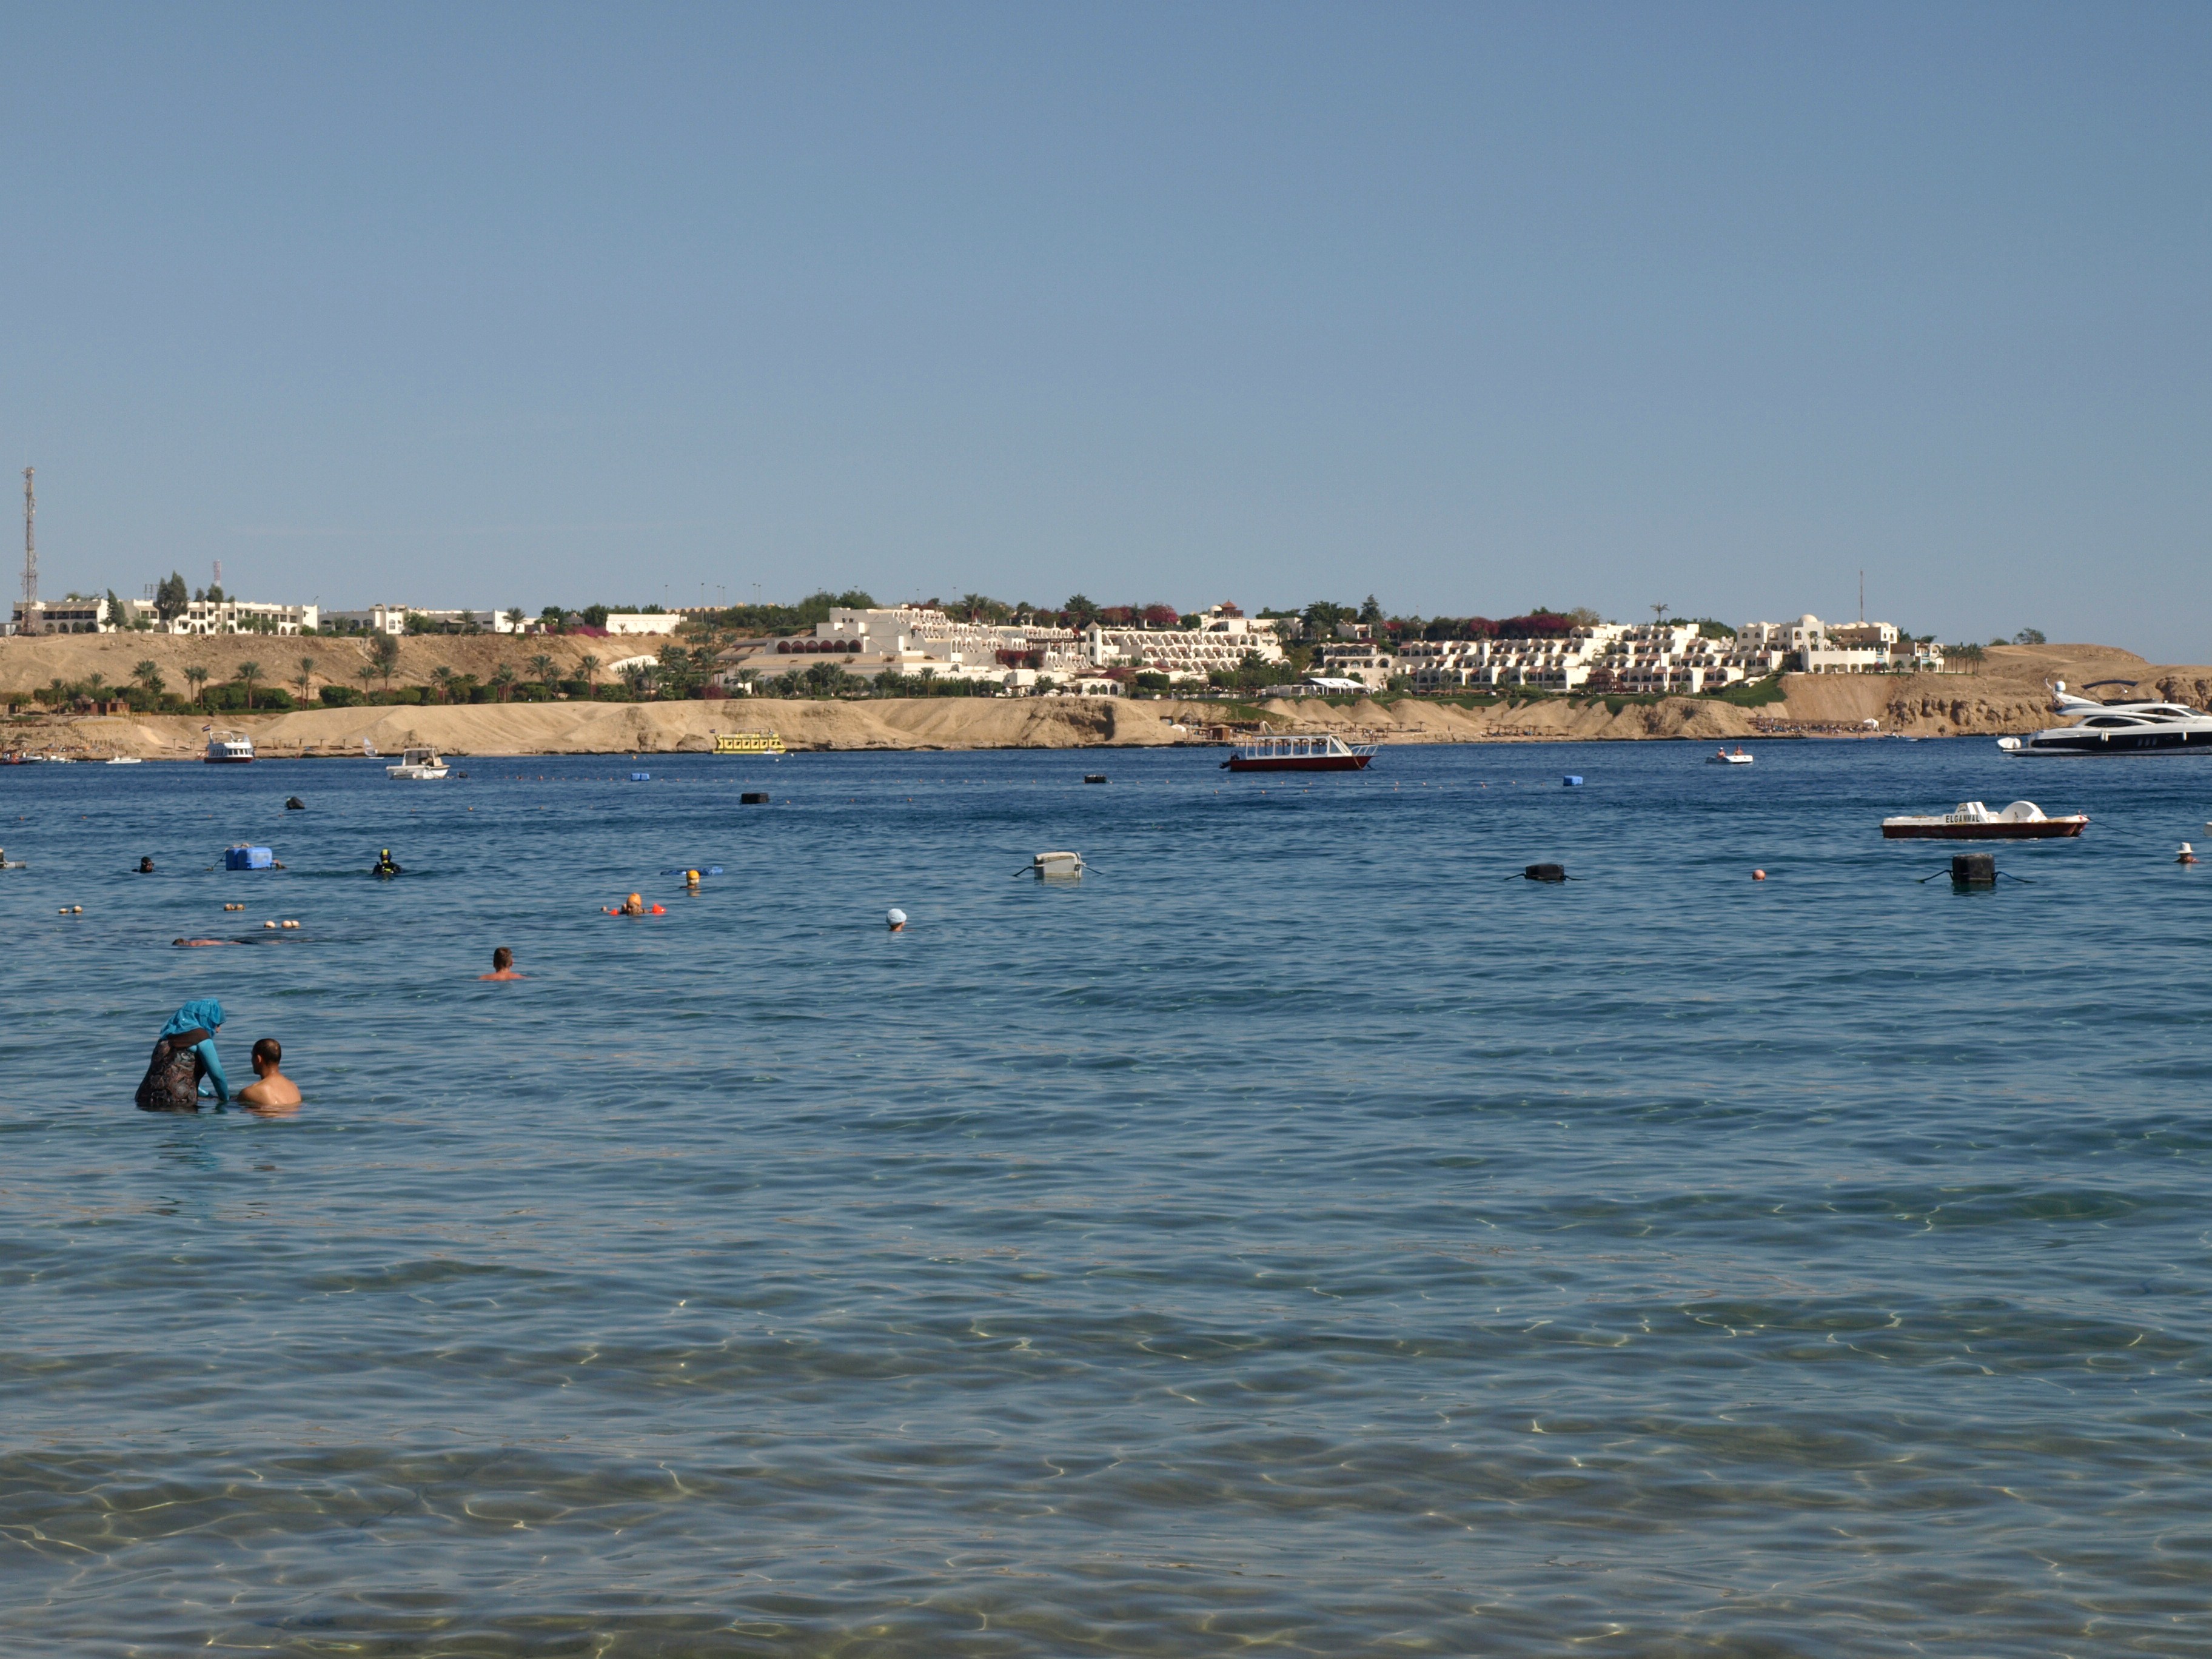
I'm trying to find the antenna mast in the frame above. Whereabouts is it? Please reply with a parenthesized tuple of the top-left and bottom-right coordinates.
(19, 468, 35, 637)
(1858, 569, 1865, 622)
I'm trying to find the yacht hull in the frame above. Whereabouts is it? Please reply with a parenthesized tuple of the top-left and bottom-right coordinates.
(1882, 819, 2087, 839)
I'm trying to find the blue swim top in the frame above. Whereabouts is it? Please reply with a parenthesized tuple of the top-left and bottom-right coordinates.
(161, 999, 226, 1037)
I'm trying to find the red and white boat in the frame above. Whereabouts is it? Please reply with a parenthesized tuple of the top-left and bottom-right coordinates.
(1880, 800, 2086, 840)
(1221, 733, 1377, 773)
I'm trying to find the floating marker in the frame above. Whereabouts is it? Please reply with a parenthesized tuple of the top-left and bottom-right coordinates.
(1952, 853, 1996, 887)
(1084, 774, 1107, 784)
(1562, 775, 1583, 787)
(1523, 863, 1568, 882)
(630, 772, 651, 782)
(741, 791, 769, 804)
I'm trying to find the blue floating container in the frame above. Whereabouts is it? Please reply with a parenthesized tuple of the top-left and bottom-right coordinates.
(224, 845, 274, 870)
(630, 771, 651, 782)
(1562, 775, 1584, 788)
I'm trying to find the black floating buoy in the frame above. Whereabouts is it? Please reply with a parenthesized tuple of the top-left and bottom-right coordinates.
(1952, 852, 1996, 887)
(1524, 862, 1568, 882)
(1084, 774, 1107, 784)
(284, 796, 306, 810)
(741, 791, 770, 805)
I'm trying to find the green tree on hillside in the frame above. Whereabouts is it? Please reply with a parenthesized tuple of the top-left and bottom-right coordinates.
(294, 656, 316, 703)
(133, 660, 164, 697)
(183, 665, 209, 707)
(233, 662, 263, 710)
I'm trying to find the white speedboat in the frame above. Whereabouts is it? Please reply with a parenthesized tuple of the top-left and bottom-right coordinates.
(386, 748, 450, 780)
(204, 731, 254, 763)
(104, 756, 142, 765)
(1999, 682, 2212, 756)
(1706, 746, 1754, 765)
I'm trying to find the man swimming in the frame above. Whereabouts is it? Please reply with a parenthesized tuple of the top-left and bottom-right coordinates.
(236, 1037, 301, 1113)
(480, 947, 525, 980)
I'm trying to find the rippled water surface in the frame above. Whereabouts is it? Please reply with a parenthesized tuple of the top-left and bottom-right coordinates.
(3, 739, 2209, 1656)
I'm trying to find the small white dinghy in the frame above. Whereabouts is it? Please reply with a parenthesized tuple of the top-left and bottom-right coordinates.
(386, 748, 450, 780)
(1706, 746, 1754, 765)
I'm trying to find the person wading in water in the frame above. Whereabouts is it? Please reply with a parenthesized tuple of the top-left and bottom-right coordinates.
(135, 999, 231, 1112)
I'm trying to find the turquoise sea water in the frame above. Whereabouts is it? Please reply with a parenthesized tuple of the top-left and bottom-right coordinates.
(2, 739, 2208, 1657)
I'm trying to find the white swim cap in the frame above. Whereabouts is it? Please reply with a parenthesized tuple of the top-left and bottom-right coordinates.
(886, 908, 907, 926)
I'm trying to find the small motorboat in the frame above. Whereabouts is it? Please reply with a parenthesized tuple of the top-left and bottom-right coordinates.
(386, 748, 450, 780)
(1707, 746, 1754, 765)
(1221, 733, 1377, 772)
(1882, 800, 2088, 840)
(105, 756, 143, 765)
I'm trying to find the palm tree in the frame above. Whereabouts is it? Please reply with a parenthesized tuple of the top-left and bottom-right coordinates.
(621, 661, 653, 698)
(356, 663, 381, 698)
(294, 655, 317, 704)
(233, 661, 263, 710)
(183, 665, 210, 708)
(85, 672, 108, 700)
(132, 659, 164, 697)
(529, 652, 556, 692)
(578, 654, 601, 698)
(489, 663, 517, 703)
(430, 665, 457, 704)
(373, 634, 401, 691)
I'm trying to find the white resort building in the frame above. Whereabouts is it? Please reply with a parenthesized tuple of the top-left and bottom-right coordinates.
(732, 605, 1287, 692)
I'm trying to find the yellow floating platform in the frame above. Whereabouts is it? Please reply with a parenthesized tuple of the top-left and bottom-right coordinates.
(713, 731, 786, 756)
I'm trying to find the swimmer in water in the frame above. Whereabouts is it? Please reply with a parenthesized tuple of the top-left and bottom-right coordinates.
(138, 856, 155, 873)
(236, 1037, 301, 1114)
(685, 868, 702, 891)
(886, 908, 907, 932)
(480, 946, 525, 980)
(372, 848, 402, 877)
(136, 999, 230, 1112)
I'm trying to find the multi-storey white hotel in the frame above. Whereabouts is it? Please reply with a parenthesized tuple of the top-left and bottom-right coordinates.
(1381, 615, 1943, 694)
(739, 605, 1287, 691)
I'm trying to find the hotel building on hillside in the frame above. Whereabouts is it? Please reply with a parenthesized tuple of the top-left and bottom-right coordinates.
(727, 605, 1289, 691)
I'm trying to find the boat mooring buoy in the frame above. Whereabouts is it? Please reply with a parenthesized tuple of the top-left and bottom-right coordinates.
(1562, 776, 1583, 787)
(1084, 774, 1107, 784)
(1022, 851, 1085, 880)
(741, 791, 769, 805)
(1522, 862, 1569, 882)
(1951, 853, 1997, 886)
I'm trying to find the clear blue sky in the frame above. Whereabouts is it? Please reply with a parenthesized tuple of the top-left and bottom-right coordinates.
(4, 3, 2208, 653)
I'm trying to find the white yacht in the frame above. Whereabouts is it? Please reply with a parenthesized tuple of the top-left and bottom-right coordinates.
(1998, 682, 2212, 756)
(386, 748, 450, 780)
(204, 731, 255, 764)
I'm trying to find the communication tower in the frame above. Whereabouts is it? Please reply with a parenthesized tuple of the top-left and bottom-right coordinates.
(19, 468, 35, 637)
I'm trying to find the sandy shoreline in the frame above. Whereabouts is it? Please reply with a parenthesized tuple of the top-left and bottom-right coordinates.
(2, 641, 2201, 758)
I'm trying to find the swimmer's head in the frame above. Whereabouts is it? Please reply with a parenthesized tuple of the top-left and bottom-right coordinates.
(492, 947, 512, 970)
(252, 1037, 281, 1068)
(886, 908, 907, 931)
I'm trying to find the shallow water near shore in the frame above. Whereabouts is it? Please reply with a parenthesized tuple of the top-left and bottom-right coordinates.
(3, 739, 2208, 1657)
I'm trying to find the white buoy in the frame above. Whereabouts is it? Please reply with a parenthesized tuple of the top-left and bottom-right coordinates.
(1030, 851, 1084, 880)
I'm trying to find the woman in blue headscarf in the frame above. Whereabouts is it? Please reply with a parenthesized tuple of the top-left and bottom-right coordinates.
(136, 999, 230, 1112)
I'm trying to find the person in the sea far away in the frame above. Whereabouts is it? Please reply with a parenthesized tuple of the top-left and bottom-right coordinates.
(480, 947, 525, 980)
(135, 999, 230, 1112)
(236, 1037, 301, 1114)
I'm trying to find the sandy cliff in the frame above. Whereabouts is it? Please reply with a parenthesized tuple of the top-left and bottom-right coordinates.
(0, 638, 2188, 757)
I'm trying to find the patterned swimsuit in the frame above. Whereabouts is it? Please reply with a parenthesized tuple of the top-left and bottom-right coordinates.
(135, 1028, 214, 1112)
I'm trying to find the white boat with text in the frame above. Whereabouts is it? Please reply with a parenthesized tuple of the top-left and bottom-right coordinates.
(1881, 800, 2087, 840)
